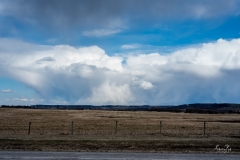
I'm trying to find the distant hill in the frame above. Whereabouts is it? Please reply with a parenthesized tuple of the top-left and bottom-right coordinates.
(1, 103, 240, 114)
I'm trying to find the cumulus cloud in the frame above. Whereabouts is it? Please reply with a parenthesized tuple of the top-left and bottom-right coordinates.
(1, 38, 240, 105)
(1, 89, 15, 93)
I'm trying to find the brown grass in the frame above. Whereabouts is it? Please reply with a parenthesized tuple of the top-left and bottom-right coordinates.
(0, 108, 240, 152)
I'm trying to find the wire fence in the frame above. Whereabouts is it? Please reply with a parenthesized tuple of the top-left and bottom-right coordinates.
(0, 120, 239, 140)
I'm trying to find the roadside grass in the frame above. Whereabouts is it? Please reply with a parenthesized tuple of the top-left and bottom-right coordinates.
(1, 138, 239, 152)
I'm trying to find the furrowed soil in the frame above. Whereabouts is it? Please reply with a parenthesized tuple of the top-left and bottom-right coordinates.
(0, 108, 240, 153)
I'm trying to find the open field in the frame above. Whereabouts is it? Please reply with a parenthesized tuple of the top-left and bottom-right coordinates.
(0, 108, 240, 152)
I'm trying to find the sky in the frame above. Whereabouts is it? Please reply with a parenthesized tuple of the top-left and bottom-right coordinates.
(1, 0, 240, 105)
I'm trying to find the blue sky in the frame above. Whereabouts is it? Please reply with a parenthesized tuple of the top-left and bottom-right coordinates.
(1, 0, 240, 105)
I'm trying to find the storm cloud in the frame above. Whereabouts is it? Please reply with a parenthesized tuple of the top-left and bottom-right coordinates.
(1, 0, 240, 33)
(1, 38, 240, 105)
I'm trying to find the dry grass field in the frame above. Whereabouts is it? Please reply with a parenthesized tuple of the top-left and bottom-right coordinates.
(0, 108, 240, 152)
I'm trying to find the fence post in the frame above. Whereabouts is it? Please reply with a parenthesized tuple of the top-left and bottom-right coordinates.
(115, 121, 118, 134)
(28, 121, 31, 135)
(204, 121, 206, 135)
(160, 121, 162, 134)
(71, 121, 74, 135)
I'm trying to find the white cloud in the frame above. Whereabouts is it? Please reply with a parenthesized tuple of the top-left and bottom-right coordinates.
(83, 29, 121, 37)
(140, 81, 154, 90)
(50, 99, 67, 105)
(1, 89, 15, 93)
(12, 98, 28, 102)
(1, 38, 240, 105)
(79, 82, 132, 105)
(1, 97, 44, 105)
(121, 44, 141, 49)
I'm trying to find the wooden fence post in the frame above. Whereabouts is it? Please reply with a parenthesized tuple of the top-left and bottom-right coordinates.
(28, 121, 31, 135)
(115, 121, 118, 134)
(71, 121, 74, 135)
(204, 121, 206, 135)
(160, 121, 162, 134)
